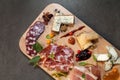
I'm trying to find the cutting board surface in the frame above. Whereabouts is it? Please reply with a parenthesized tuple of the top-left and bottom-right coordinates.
(19, 3, 120, 80)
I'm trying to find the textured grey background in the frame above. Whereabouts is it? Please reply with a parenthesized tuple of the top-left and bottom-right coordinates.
(0, 0, 120, 80)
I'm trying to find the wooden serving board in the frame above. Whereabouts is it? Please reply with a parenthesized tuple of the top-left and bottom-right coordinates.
(19, 3, 120, 80)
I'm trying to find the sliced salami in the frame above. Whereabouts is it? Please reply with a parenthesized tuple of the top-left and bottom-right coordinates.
(39, 44, 74, 72)
(25, 21, 45, 56)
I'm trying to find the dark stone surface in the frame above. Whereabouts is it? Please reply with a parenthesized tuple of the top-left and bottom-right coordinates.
(0, 0, 120, 80)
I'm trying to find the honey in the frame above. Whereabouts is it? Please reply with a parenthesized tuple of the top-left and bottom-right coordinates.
(103, 68, 119, 80)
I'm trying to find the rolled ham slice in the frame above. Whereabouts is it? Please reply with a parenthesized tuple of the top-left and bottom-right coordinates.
(69, 66, 101, 80)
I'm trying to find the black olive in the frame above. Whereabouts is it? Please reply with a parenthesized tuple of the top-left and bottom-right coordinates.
(76, 54, 80, 58)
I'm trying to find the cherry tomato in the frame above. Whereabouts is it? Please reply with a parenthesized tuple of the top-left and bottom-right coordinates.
(77, 50, 81, 54)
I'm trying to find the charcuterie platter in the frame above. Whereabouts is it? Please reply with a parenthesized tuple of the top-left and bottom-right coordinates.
(19, 3, 120, 80)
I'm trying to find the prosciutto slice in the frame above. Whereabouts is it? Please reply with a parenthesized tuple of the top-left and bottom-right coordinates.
(25, 21, 45, 56)
(69, 66, 101, 80)
(39, 44, 74, 72)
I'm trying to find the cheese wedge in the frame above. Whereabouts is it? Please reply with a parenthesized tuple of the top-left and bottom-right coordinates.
(106, 46, 118, 61)
(76, 32, 99, 49)
(93, 53, 110, 61)
(52, 15, 74, 32)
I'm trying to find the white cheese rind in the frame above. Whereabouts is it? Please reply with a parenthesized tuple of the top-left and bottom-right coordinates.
(104, 60, 113, 71)
(113, 57, 120, 64)
(93, 54, 110, 61)
(106, 46, 118, 61)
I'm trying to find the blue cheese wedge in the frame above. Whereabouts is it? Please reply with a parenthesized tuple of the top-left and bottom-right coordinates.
(52, 16, 74, 32)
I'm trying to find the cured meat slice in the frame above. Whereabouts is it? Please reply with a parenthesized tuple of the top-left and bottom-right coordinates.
(25, 21, 45, 56)
(69, 66, 101, 80)
(90, 66, 101, 80)
(39, 44, 74, 72)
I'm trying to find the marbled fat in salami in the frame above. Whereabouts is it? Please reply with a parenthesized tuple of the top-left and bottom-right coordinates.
(25, 21, 45, 56)
(39, 44, 74, 72)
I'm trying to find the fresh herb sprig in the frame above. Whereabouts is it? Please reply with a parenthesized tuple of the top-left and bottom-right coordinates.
(52, 72, 68, 78)
(33, 42, 43, 53)
(79, 62, 88, 66)
(48, 52, 55, 60)
(93, 55, 97, 62)
(82, 73, 86, 79)
(46, 34, 51, 39)
(29, 56, 40, 67)
(79, 62, 94, 66)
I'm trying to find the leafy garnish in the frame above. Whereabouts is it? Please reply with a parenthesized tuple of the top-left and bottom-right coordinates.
(33, 42, 43, 53)
(46, 34, 51, 39)
(52, 72, 68, 78)
(48, 52, 55, 60)
(82, 73, 86, 79)
(79, 62, 88, 66)
(29, 56, 40, 67)
(93, 55, 97, 62)
(79, 62, 94, 66)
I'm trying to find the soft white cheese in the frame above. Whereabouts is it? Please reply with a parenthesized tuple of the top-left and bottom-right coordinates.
(106, 46, 118, 61)
(94, 53, 110, 61)
(113, 57, 120, 64)
(104, 60, 113, 71)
